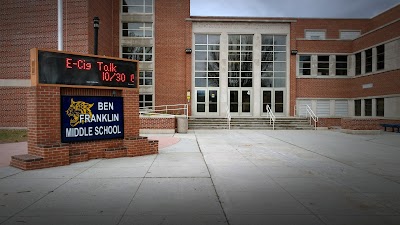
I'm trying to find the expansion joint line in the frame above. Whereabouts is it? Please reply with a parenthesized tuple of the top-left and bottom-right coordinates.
(194, 131, 231, 225)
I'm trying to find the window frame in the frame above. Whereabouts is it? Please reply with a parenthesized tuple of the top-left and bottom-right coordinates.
(139, 71, 153, 86)
(355, 52, 362, 76)
(194, 34, 221, 88)
(317, 55, 330, 76)
(261, 35, 287, 87)
(376, 44, 385, 71)
(365, 48, 373, 73)
(139, 94, 153, 108)
(122, 0, 153, 14)
(228, 34, 254, 88)
(299, 55, 311, 76)
(339, 30, 361, 40)
(335, 55, 348, 76)
(122, 46, 153, 62)
(122, 22, 153, 38)
(305, 29, 326, 40)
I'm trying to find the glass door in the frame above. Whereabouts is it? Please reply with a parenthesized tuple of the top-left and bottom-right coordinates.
(262, 90, 284, 115)
(229, 89, 252, 116)
(195, 89, 219, 116)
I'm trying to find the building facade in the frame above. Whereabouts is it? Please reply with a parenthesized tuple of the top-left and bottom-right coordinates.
(1, 0, 399, 128)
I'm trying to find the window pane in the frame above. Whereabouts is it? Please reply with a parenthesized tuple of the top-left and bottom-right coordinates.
(261, 78, 273, 87)
(261, 52, 273, 61)
(376, 98, 384, 117)
(274, 35, 286, 45)
(274, 52, 286, 61)
(354, 100, 361, 116)
(195, 52, 207, 60)
(195, 34, 207, 44)
(208, 78, 219, 87)
(195, 78, 207, 87)
(274, 78, 285, 87)
(262, 35, 273, 45)
(197, 90, 205, 102)
(365, 99, 372, 116)
(274, 62, 286, 71)
(241, 78, 252, 87)
(228, 78, 239, 87)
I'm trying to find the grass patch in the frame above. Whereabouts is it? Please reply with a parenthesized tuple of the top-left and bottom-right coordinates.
(0, 129, 27, 144)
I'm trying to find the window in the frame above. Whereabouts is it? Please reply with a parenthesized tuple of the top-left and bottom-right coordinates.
(299, 55, 311, 75)
(194, 34, 220, 87)
(122, 46, 152, 61)
(317, 56, 329, 75)
(364, 99, 372, 116)
(228, 34, 253, 87)
(365, 49, 372, 73)
(305, 30, 326, 40)
(355, 53, 361, 76)
(339, 31, 360, 40)
(354, 100, 361, 116)
(139, 94, 153, 108)
(377, 44, 384, 71)
(376, 98, 384, 117)
(122, 22, 152, 37)
(335, 100, 348, 116)
(336, 55, 348, 76)
(316, 100, 330, 117)
(139, 71, 152, 86)
(261, 35, 286, 87)
(122, 0, 153, 14)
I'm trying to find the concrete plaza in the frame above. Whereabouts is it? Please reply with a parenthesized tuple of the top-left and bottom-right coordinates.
(0, 130, 400, 225)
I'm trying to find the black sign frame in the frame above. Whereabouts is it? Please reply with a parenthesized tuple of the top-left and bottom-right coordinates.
(31, 48, 138, 89)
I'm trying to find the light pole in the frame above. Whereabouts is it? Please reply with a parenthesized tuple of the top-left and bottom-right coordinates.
(93, 17, 100, 55)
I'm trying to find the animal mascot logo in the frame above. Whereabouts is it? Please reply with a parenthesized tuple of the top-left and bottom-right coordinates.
(65, 98, 94, 127)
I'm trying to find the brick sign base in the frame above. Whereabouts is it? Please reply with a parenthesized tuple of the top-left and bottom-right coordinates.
(10, 86, 158, 170)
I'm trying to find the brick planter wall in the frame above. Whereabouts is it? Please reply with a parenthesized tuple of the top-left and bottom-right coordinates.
(341, 118, 400, 131)
(140, 116, 176, 129)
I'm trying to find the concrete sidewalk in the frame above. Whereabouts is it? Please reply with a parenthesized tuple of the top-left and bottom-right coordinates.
(0, 130, 400, 225)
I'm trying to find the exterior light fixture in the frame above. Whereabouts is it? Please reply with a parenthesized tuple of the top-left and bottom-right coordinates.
(291, 50, 298, 55)
(185, 48, 192, 54)
(93, 17, 100, 55)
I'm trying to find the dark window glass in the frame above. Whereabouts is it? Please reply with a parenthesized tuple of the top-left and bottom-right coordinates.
(355, 53, 361, 75)
(355, 100, 361, 116)
(365, 99, 372, 116)
(318, 56, 329, 75)
(336, 55, 348, 76)
(365, 49, 372, 73)
(377, 45, 384, 71)
(376, 98, 384, 117)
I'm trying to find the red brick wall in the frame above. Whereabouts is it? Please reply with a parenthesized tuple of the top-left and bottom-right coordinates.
(0, 0, 120, 128)
(296, 78, 353, 98)
(341, 118, 400, 130)
(0, 88, 28, 127)
(294, 19, 370, 40)
(155, 0, 191, 106)
(353, 20, 400, 52)
(140, 117, 176, 129)
(88, 0, 119, 57)
(370, 4, 400, 30)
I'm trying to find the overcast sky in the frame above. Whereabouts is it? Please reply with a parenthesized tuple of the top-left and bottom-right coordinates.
(190, 0, 400, 18)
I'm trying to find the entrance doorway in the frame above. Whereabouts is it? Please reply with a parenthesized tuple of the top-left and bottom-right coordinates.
(229, 89, 252, 116)
(195, 89, 219, 116)
(262, 89, 284, 115)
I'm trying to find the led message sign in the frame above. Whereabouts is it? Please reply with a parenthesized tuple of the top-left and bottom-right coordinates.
(35, 49, 138, 88)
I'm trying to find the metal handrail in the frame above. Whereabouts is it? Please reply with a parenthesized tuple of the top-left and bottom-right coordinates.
(266, 104, 276, 130)
(226, 104, 231, 130)
(306, 105, 318, 130)
(139, 104, 188, 118)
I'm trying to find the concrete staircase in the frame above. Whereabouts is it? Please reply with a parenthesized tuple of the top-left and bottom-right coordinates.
(188, 117, 314, 130)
